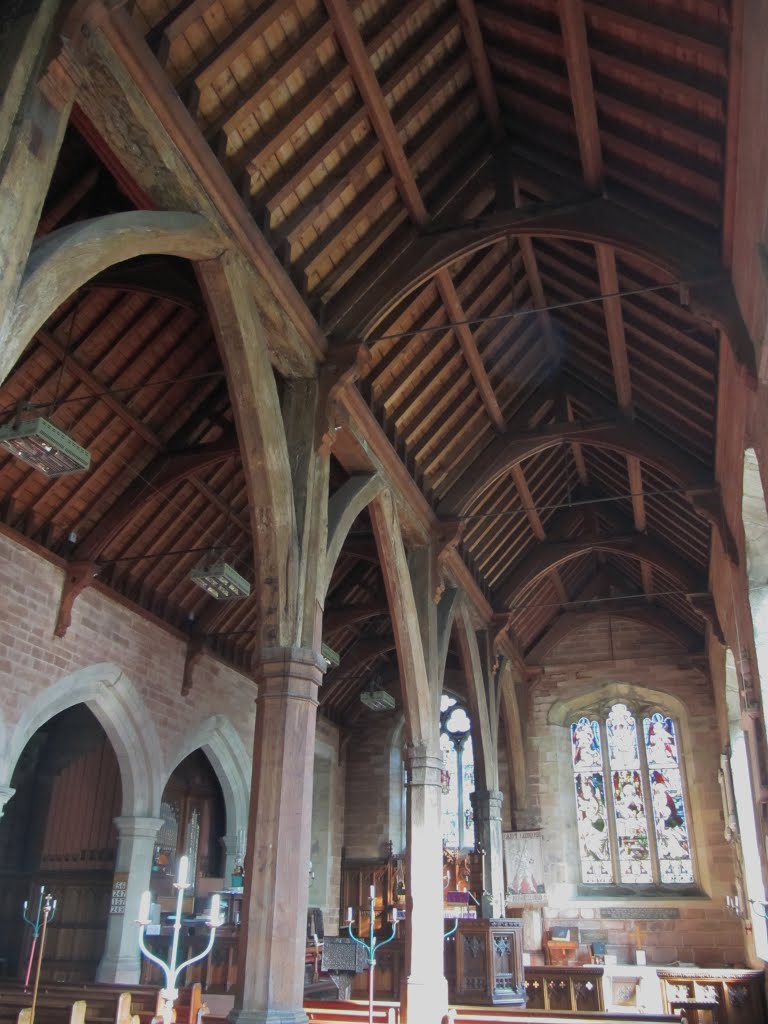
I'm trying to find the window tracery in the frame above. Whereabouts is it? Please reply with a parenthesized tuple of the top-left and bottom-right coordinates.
(571, 702, 693, 887)
(440, 695, 475, 850)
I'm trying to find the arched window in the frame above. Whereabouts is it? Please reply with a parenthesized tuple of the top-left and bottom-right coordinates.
(440, 695, 475, 850)
(571, 702, 694, 888)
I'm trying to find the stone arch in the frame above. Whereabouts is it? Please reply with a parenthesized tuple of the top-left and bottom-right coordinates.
(1, 663, 161, 817)
(164, 715, 250, 844)
(1, 211, 224, 384)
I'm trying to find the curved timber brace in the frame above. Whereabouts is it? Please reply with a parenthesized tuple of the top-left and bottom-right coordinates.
(54, 560, 98, 638)
(432, 518, 466, 603)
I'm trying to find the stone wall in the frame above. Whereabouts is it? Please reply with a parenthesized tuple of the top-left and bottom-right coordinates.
(520, 613, 746, 968)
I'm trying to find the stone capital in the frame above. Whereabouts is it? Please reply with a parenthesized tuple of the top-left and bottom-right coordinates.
(470, 788, 504, 821)
(113, 815, 164, 840)
(255, 646, 326, 704)
(404, 745, 443, 788)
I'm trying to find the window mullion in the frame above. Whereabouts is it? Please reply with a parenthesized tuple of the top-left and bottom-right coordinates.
(639, 716, 662, 884)
(600, 719, 621, 884)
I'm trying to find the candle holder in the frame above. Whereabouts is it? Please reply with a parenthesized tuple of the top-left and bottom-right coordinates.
(137, 856, 220, 1024)
(22, 889, 56, 1024)
(346, 888, 399, 1024)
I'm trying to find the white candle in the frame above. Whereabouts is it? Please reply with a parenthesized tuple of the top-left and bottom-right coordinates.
(369, 885, 375, 899)
(177, 855, 189, 887)
(346, 906, 353, 922)
(209, 894, 220, 926)
(138, 890, 151, 924)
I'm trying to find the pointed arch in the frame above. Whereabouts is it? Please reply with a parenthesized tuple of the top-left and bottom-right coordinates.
(165, 715, 250, 842)
(1, 663, 162, 817)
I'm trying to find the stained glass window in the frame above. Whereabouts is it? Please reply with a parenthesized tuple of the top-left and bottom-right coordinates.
(570, 704, 694, 887)
(440, 695, 475, 849)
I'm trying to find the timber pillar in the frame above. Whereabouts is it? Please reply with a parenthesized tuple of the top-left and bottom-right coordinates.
(403, 743, 448, 1024)
(96, 815, 163, 984)
(471, 788, 505, 918)
(230, 647, 325, 1024)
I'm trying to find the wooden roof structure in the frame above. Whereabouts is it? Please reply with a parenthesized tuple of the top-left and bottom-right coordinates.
(0, 0, 748, 724)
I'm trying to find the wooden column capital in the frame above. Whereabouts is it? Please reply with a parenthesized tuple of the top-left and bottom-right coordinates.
(254, 646, 326, 701)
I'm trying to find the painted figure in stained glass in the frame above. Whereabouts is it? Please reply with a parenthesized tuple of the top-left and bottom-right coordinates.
(613, 769, 651, 882)
(606, 703, 640, 768)
(571, 717, 602, 769)
(575, 773, 610, 863)
(644, 714, 679, 767)
(651, 769, 692, 876)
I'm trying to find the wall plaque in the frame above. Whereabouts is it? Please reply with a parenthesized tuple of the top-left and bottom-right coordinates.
(600, 907, 679, 920)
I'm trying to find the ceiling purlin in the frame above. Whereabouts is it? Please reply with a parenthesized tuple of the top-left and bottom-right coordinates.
(73, 432, 239, 562)
(555, 0, 658, 595)
(318, 0, 516, 456)
(373, 253, 510, 422)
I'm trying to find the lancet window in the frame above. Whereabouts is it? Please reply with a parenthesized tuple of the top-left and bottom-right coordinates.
(440, 695, 475, 850)
(571, 702, 694, 887)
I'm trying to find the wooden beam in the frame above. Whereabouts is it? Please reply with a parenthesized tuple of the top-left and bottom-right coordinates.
(322, 0, 428, 226)
(438, 417, 713, 517)
(456, 0, 502, 138)
(510, 463, 568, 605)
(557, 0, 656, 598)
(435, 268, 504, 430)
(328, 197, 753, 380)
(74, 432, 240, 561)
(498, 531, 706, 609)
(323, 602, 389, 633)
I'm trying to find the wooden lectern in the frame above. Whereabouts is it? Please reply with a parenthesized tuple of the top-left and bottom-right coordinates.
(453, 918, 526, 1006)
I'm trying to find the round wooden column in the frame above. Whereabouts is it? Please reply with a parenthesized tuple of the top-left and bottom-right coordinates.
(230, 647, 325, 1024)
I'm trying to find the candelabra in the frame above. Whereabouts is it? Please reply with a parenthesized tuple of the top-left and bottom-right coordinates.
(22, 888, 56, 1024)
(137, 856, 220, 1024)
(346, 887, 399, 1024)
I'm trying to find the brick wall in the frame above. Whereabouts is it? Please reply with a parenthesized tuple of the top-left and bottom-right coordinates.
(0, 530, 344, 860)
(521, 613, 747, 967)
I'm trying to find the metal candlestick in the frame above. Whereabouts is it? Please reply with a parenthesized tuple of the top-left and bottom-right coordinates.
(137, 856, 220, 1024)
(22, 886, 50, 991)
(346, 887, 399, 1024)
(24, 891, 56, 1024)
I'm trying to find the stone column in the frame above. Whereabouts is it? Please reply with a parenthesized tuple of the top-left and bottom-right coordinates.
(471, 788, 505, 918)
(0, 786, 15, 818)
(230, 647, 325, 1024)
(96, 815, 163, 984)
(402, 744, 448, 1024)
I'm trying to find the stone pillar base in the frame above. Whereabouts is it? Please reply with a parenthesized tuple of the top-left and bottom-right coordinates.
(228, 1010, 308, 1024)
(94, 952, 141, 985)
(402, 975, 448, 1024)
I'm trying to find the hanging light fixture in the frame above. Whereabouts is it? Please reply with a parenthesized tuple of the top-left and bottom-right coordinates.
(189, 561, 250, 599)
(360, 677, 396, 711)
(0, 416, 91, 476)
